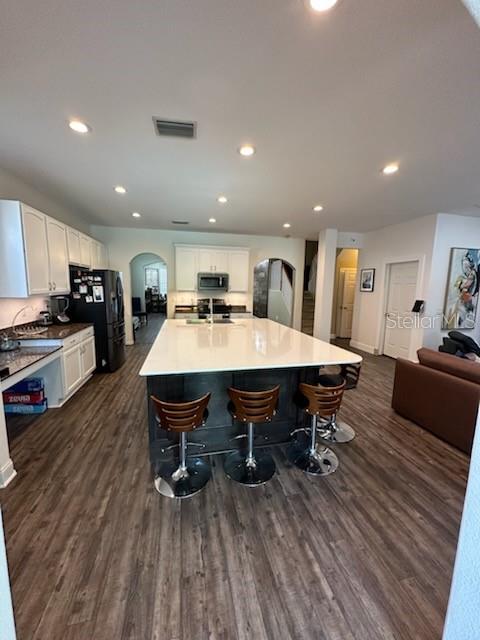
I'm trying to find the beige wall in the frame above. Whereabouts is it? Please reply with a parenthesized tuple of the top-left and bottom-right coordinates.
(92, 225, 306, 344)
(350, 214, 437, 357)
(0, 167, 91, 233)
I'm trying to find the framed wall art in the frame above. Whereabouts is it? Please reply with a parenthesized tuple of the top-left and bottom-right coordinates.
(360, 268, 375, 293)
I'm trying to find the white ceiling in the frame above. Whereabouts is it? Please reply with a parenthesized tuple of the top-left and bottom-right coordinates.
(1, 0, 480, 239)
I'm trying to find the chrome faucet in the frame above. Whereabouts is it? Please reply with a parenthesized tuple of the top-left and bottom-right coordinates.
(209, 297, 214, 324)
(11, 305, 34, 335)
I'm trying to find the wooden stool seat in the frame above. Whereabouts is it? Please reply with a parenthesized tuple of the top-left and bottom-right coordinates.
(150, 393, 211, 499)
(288, 382, 344, 476)
(316, 367, 357, 443)
(224, 385, 280, 486)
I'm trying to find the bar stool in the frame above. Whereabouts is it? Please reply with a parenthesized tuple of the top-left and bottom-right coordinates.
(288, 381, 344, 476)
(224, 385, 280, 486)
(150, 393, 211, 499)
(315, 363, 361, 443)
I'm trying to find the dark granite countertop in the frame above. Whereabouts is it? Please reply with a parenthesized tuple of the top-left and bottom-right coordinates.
(174, 305, 251, 314)
(0, 346, 62, 382)
(3, 322, 92, 341)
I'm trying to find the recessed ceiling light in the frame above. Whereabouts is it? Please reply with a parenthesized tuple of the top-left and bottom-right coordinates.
(132, 212, 141, 218)
(114, 185, 127, 194)
(239, 144, 256, 157)
(217, 196, 228, 204)
(209, 218, 217, 224)
(283, 223, 291, 229)
(313, 205, 324, 212)
(382, 163, 399, 176)
(309, 0, 339, 11)
(68, 119, 91, 134)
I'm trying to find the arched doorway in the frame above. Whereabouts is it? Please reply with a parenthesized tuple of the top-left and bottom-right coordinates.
(253, 258, 295, 327)
(129, 252, 167, 344)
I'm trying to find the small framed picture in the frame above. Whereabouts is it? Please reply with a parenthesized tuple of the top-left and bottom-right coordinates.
(92, 285, 104, 303)
(360, 268, 375, 292)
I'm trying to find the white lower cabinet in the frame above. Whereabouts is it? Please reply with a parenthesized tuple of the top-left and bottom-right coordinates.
(80, 336, 96, 378)
(61, 329, 96, 400)
(63, 345, 83, 396)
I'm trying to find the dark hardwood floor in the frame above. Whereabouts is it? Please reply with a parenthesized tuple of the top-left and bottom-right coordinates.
(1, 327, 468, 640)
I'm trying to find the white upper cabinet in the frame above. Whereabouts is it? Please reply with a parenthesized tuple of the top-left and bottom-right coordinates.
(99, 243, 108, 269)
(67, 227, 81, 265)
(228, 250, 250, 292)
(69, 227, 107, 270)
(90, 240, 100, 269)
(46, 217, 69, 293)
(22, 205, 50, 295)
(197, 248, 229, 273)
(175, 246, 198, 291)
(79, 234, 91, 268)
(0, 199, 107, 298)
(175, 244, 250, 293)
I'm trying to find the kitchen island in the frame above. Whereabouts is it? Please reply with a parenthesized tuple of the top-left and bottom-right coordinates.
(140, 318, 362, 471)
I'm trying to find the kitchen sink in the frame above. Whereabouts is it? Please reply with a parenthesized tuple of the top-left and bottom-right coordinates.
(185, 318, 234, 325)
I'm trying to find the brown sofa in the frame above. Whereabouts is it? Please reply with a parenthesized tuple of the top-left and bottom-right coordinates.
(392, 348, 480, 454)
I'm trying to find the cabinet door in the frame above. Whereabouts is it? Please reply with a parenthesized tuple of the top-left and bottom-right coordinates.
(46, 218, 69, 293)
(90, 240, 99, 269)
(80, 235, 91, 268)
(212, 250, 229, 273)
(175, 247, 197, 291)
(99, 243, 108, 269)
(63, 345, 83, 395)
(21, 206, 50, 294)
(80, 336, 96, 377)
(228, 250, 250, 292)
(67, 227, 81, 265)
(197, 249, 212, 273)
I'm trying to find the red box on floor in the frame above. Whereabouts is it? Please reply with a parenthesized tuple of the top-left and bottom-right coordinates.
(2, 390, 45, 405)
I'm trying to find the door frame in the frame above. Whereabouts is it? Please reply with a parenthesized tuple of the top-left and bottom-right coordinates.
(376, 255, 426, 361)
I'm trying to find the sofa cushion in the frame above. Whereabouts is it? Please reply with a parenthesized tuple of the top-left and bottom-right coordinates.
(417, 348, 480, 385)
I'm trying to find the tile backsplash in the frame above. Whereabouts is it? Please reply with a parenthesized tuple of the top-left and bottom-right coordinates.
(172, 291, 251, 308)
(0, 296, 48, 330)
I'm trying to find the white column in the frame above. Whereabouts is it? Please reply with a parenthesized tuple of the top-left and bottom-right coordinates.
(443, 406, 480, 639)
(0, 509, 16, 639)
(0, 396, 16, 488)
(313, 229, 338, 342)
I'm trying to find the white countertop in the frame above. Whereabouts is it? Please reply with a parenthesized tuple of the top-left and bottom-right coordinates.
(139, 318, 362, 376)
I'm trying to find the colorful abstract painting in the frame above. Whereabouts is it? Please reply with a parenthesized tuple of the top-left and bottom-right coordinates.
(443, 248, 480, 330)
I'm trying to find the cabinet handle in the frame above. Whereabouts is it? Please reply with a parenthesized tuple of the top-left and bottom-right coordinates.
(53, 282, 56, 290)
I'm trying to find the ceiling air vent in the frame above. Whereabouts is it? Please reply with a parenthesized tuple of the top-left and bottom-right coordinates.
(171, 220, 190, 225)
(153, 117, 196, 139)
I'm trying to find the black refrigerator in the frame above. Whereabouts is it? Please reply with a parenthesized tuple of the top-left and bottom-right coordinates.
(69, 268, 126, 372)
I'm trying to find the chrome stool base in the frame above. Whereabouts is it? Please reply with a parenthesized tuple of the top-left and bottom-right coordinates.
(224, 450, 276, 487)
(317, 419, 355, 443)
(154, 457, 211, 499)
(287, 441, 339, 476)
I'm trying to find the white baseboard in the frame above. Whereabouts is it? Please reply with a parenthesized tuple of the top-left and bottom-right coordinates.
(349, 340, 377, 355)
(0, 459, 17, 488)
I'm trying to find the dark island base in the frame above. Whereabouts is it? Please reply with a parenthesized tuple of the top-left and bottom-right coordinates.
(146, 366, 322, 474)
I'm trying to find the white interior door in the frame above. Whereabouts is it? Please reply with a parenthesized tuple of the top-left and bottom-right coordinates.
(337, 268, 357, 338)
(383, 261, 419, 359)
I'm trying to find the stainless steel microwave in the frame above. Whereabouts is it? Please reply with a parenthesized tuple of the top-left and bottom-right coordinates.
(197, 272, 229, 291)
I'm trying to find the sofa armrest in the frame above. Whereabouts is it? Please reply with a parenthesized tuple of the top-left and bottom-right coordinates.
(392, 358, 479, 454)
